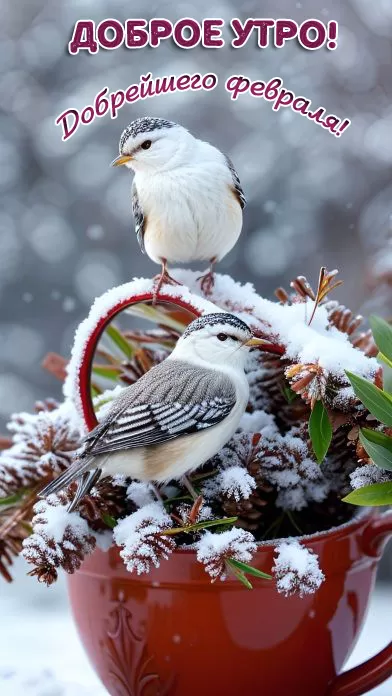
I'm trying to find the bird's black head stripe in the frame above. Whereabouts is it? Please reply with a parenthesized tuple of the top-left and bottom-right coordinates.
(182, 313, 251, 339)
(120, 118, 177, 151)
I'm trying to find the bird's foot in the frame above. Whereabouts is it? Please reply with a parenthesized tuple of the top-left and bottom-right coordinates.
(152, 270, 181, 304)
(198, 270, 215, 296)
(181, 474, 199, 501)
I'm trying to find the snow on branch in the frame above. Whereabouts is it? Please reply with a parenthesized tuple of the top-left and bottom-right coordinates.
(273, 540, 325, 597)
(113, 502, 176, 574)
(0, 401, 82, 498)
(22, 491, 96, 585)
(196, 528, 257, 582)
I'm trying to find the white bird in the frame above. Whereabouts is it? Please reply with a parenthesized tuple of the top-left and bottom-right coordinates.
(41, 313, 265, 510)
(111, 117, 246, 297)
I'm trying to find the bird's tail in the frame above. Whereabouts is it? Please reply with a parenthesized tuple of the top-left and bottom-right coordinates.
(67, 468, 102, 512)
(39, 456, 102, 511)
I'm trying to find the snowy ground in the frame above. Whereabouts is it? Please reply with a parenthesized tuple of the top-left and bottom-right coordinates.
(0, 558, 391, 696)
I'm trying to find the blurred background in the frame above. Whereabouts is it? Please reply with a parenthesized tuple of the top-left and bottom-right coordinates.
(0, 0, 391, 693)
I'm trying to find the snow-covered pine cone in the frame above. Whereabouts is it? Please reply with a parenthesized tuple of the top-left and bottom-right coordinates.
(0, 410, 80, 497)
(196, 527, 257, 582)
(325, 301, 378, 357)
(22, 489, 96, 585)
(222, 488, 274, 532)
(113, 503, 176, 575)
(273, 540, 325, 597)
(77, 477, 130, 531)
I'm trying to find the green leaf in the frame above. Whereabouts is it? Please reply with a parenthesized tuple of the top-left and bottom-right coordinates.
(379, 352, 392, 370)
(309, 400, 333, 464)
(359, 429, 392, 471)
(102, 513, 117, 529)
(90, 384, 100, 399)
(346, 371, 392, 426)
(0, 490, 27, 506)
(343, 481, 392, 506)
(105, 324, 134, 360)
(228, 558, 272, 580)
(361, 428, 392, 450)
(226, 560, 254, 589)
(282, 383, 297, 404)
(125, 303, 188, 334)
(92, 365, 122, 381)
(161, 517, 238, 536)
(369, 316, 392, 363)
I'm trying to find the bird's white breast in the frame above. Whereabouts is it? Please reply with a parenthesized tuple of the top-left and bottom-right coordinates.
(134, 144, 243, 265)
(99, 369, 249, 483)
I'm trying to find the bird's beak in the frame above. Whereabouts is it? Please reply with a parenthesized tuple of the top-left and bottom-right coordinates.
(245, 337, 269, 348)
(111, 154, 132, 167)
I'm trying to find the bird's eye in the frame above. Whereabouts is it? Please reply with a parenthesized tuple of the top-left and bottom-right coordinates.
(217, 333, 228, 342)
(141, 140, 152, 150)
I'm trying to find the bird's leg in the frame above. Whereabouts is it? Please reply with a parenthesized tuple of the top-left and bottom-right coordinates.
(198, 257, 217, 296)
(181, 474, 199, 501)
(150, 482, 165, 503)
(152, 258, 181, 303)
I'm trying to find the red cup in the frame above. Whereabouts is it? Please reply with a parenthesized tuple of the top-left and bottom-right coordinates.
(69, 286, 392, 695)
(68, 508, 392, 696)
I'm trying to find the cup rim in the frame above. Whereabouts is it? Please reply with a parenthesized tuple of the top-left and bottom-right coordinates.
(169, 506, 375, 555)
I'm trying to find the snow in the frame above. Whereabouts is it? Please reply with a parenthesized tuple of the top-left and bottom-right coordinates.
(63, 271, 378, 431)
(196, 528, 257, 581)
(350, 464, 392, 489)
(273, 540, 325, 596)
(0, 558, 390, 695)
(93, 386, 125, 421)
(63, 275, 220, 428)
(126, 480, 155, 507)
(238, 409, 277, 434)
(27, 497, 91, 545)
(113, 502, 174, 574)
(257, 429, 329, 511)
(218, 465, 256, 501)
(173, 269, 378, 383)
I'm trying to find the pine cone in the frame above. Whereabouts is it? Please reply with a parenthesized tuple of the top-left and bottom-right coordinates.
(113, 503, 176, 575)
(211, 433, 277, 532)
(77, 477, 129, 530)
(196, 528, 257, 581)
(248, 353, 288, 413)
(0, 410, 80, 497)
(222, 489, 274, 531)
(0, 521, 30, 583)
(34, 398, 59, 414)
(273, 540, 325, 596)
(22, 489, 96, 586)
(325, 302, 378, 357)
(121, 348, 165, 385)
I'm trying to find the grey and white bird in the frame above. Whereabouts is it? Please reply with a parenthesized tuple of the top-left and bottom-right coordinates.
(41, 313, 265, 510)
(111, 117, 246, 296)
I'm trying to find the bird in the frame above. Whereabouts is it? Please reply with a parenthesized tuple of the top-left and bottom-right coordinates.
(111, 117, 246, 298)
(40, 313, 265, 511)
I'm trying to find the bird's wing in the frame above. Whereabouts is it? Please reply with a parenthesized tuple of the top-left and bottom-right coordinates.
(84, 360, 236, 456)
(225, 155, 246, 209)
(131, 180, 146, 253)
